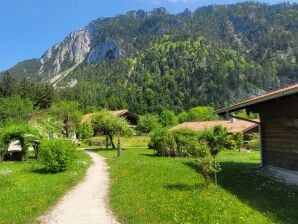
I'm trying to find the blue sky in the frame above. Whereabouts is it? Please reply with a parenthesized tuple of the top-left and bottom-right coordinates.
(0, 0, 294, 72)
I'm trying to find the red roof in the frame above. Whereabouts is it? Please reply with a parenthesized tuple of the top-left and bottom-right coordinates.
(217, 83, 298, 115)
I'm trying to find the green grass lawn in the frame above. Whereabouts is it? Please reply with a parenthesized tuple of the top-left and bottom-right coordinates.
(96, 148, 298, 224)
(0, 150, 91, 224)
(89, 136, 149, 148)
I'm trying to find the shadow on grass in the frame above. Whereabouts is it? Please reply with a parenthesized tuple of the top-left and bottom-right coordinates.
(166, 183, 205, 191)
(184, 161, 298, 224)
(31, 167, 49, 174)
(85, 148, 115, 153)
(140, 153, 157, 158)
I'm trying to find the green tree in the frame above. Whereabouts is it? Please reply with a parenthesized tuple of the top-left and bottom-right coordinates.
(137, 114, 161, 134)
(33, 83, 56, 109)
(177, 111, 189, 123)
(193, 141, 221, 187)
(188, 106, 217, 121)
(0, 95, 33, 126)
(50, 101, 82, 138)
(0, 72, 15, 97)
(160, 110, 178, 127)
(36, 114, 63, 138)
(78, 121, 94, 140)
(200, 125, 228, 184)
(91, 111, 133, 156)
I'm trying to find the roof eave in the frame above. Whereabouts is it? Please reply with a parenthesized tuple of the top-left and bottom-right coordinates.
(217, 87, 298, 115)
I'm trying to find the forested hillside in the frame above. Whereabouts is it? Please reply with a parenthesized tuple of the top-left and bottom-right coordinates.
(59, 36, 277, 113)
(3, 2, 298, 113)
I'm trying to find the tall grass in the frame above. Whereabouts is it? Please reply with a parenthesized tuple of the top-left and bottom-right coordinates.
(97, 148, 298, 224)
(0, 151, 91, 224)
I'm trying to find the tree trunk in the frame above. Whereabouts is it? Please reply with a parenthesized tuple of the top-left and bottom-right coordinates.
(109, 134, 115, 149)
(117, 136, 121, 157)
(214, 157, 217, 185)
(105, 136, 109, 149)
(64, 118, 69, 138)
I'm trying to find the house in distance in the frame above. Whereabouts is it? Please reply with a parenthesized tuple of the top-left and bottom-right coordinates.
(82, 109, 138, 126)
(171, 119, 259, 140)
(217, 83, 298, 178)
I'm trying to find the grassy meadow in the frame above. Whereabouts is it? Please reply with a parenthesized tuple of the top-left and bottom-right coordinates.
(89, 136, 149, 148)
(96, 148, 298, 224)
(0, 150, 91, 224)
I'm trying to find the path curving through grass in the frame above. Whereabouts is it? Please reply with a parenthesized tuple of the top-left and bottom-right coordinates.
(40, 150, 119, 224)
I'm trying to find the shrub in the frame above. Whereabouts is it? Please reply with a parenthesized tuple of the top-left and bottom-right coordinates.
(187, 106, 218, 121)
(39, 139, 75, 172)
(0, 124, 40, 160)
(137, 114, 161, 134)
(150, 128, 201, 157)
(248, 133, 260, 150)
(149, 128, 177, 156)
(78, 121, 94, 140)
(171, 129, 199, 156)
(228, 133, 244, 151)
(194, 141, 221, 187)
(199, 125, 228, 157)
(159, 110, 178, 127)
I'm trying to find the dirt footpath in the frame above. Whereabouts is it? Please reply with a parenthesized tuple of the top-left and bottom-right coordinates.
(40, 150, 119, 224)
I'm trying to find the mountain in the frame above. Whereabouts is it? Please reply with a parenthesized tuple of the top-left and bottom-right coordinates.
(4, 2, 298, 113)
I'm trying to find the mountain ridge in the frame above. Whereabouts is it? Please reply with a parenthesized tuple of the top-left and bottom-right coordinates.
(2, 2, 298, 112)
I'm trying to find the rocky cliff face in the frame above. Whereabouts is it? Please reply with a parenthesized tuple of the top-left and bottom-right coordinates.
(39, 29, 91, 76)
(19, 21, 125, 81)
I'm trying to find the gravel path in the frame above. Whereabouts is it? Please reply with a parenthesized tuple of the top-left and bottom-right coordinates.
(40, 150, 119, 224)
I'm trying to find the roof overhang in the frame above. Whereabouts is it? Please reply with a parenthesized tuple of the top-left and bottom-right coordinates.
(217, 83, 298, 115)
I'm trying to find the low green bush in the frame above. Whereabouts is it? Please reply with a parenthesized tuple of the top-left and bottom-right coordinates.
(172, 129, 200, 156)
(0, 124, 40, 160)
(149, 128, 176, 156)
(248, 133, 260, 150)
(149, 128, 200, 157)
(77, 121, 94, 140)
(39, 139, 75, 172)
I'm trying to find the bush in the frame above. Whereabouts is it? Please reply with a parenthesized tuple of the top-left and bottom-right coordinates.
(137, 114, 161, 134)
(150, 128, 201, 157)
(187, 106, 218, 121)
(194, 141, 221, 187)
(172, 129, 199, 156)
(78, 121, 94, 140)
(149, 128, 177, 156)
(248, 133, 260, 150)
(39, 139, 75, 172)
(160, 110, 178, 127)
(199, 125, 229, 157)
(0, 124, 40, 160)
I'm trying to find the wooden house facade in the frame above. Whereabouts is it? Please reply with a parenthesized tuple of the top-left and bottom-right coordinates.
(217, 83, 298, 171)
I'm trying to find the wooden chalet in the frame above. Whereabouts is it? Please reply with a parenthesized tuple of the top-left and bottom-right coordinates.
(217, 83, 298, 171)
(82, 109, 138, 125)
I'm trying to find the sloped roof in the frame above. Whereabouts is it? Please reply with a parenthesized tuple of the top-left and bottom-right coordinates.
(217, 83, 298, 115)
(81, 113, 93, 123)
(111, 109, 130, 116)
(8, 140, 22, 152)
(81, 110, 137, 123)
(171, 119, 259, 133)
